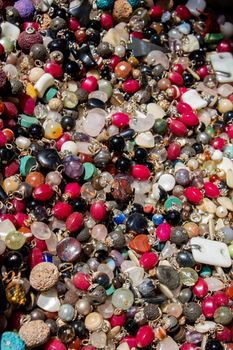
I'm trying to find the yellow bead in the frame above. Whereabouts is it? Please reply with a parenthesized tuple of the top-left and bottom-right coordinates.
(128, 56, 139, 67)
(2, 176, 20, 194)
(217, 98, 233, 113)
(44, 121, 63, 139)
(26, 83, 37, 100)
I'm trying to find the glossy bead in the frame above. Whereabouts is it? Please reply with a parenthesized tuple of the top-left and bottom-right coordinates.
(201, 296, 217, 318)
(100, 13, 113, 30)
(205, 340, 224, 350)
(33, 184, 54, 201)
(136, 325, 154, 348)
(58, 304, 75, 322)
(111, 112, 129, 127)
(140, 252, 158, 270)
(85, 312, 103, 332)
(217, 39, 231, 52)
(156, 223, 171, 241)
(110, 313, 126, 327)
(90, 201, 106, 221)
(52, 202, 73, 220)
(80, 76, 98, 93)
(115, 62, 132, 79)
(112, 288, 134, 310)
(169, 119, 187, 136)
(73, 272, 90, 290)
(66, 212, 84, 232)
(57, 237, 81, 262)
(213, 291, 229, 307)
(44, 121, 63, 140)
(184, 187, 203, 204)
(131, 164, 150, 181)
(180, 112, 199, 127)
(167, 143, 181, 160)
(26, 172, 44, 188)
(192, 278, 208, 298)
(122, 79, 140, 94)
(203, 182, 220, 199)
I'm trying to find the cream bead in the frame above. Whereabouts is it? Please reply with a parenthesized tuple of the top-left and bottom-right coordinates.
(211, 150, 223, 162)
(76, 298, 92, 315)
(61, 141, 79, 155)
(85, 312, 103, 331)
(187, 158, 199, 170)
(216, 206, 228, 218)
(217, 98, 233, 114)
(114, 45, 126, 57)
(15, 136, 31, 149)
(29, 67, 45, 83)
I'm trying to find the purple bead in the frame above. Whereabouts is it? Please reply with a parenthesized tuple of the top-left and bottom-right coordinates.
(63, 155, 84, 180)
(14, 0, 35, 19)
(109, 250, 124, 266)
(186, 331, 203, 344)
(57, 237, 81, 262)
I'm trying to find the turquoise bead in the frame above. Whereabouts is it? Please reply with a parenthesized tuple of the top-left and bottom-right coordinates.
(20, 156, 37, 176)
(164, 196, 182, 212)
(83, 162, 97, 181)
(199, 265, 212, 278)
(127, 0, 140, 8)
(223, 144, 233, 159)
(19, 114, 39, 128)
(44, 87, 58, 103)
(106, 284, 115, 296)
(96, 0, 113, 9)
(1, 332, 25, 350)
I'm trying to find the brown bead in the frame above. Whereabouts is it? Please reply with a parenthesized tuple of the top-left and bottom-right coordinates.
(25, 172, 45, 188)
(91, 175, 104, 190)
(158, 78, 171, 91)
(6, 53, 18, 65)
(129, 234, 150, 254)
(115, 61, 132, 79)
(183, 222, 200, 238)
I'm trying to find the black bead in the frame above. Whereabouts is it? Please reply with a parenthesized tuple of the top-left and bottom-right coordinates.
(70, 320, 87, 338)
(33, 206, 48, 221)
(108, 135, 125, 152)
(182, 73, 194, 87)
(101, 66, 111, 79)
(205, 340, 224, 350)
(93, 272, 110, 288)
(0, 148, 15, 164)
(28, 124, 44, 139)
(64, 31, 76, 42)
(87, 98, 105, 109)
(223, 111, 233, 124)
(48, 38, 68, 55)
(134, 147, 148, 163)
(150, 34, 161, 45)
(14, 125, 29, 138)
(192, 143, 203, 154)
(143, 27, 156, 39)
(28, 142, 43, 156)
(61, 116, 76, 131)
(140, 65, 152, 76)
(87, 30, 101, 46)
(189, 50, 205, 67)
(94, 249, 108, 260)
(37, 149, 61, 170)
(26, 198, 38, 210)
(70, 198, 88, 213)
(126, 213, 148, 233)
(3, 251, 23, 270)
(64, 60, 80, 79)
(165, 210, 181, 226)
(124, 319, 139, 335)
(176, 251, 195, 267)
(144, 162, 154, 171)
(116, 156, 131, 172)
(88, 20, 101, 31)
(51, 7, 67, 19)
(131, 203, 144, 214)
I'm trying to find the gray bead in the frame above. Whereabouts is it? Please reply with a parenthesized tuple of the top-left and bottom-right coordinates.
(45, 319, 58, 335)
(179, 288, 192, 303)
(175, 169, 190, 186)
(87, 257, 99, 271)
(10, 79, 24, 95)
(76, 88, 88, 103)
(30, 308, 45, 320)
(94, 149, 111, 167)
(157, 266, 180, 290)
(144, 304, 160, 320)
(18, 182, 32, 198)
(76, 226, 90, 242)
(96, 42, 112, 57)
(183, 302, 202, 323)
(219, 227, 233, 244)
(171, 226, 189, 245)
(108, 230, 126, 248)
(176, 251, 195, 268)
(50, 17, 67, 32)
(196, 132, 210, 144)
(88, 285, 106, 305)
(138, 278, 156, 298)
(152, 64, 165, 77)
(181, 146, 196, 158)
(30, 44, 48, 61)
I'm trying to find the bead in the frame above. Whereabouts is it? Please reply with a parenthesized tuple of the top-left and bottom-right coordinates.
(112, 288, 134, 310)
(85, 312, 103, 331)
(58, 304, 75, 322)
(136, 325, 154, 348)
(192, 278, 208, 298)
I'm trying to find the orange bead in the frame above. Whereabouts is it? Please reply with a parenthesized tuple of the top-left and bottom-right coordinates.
(226, 281, 233, 299)
(26, 172, 45, 188)
(183, 222, 199, 238)
(67, 338, 81, 350)
(129, 234, 150, 254)
(18, 227, 31, 234)
(3, 128, 14, 141)
(0, 101, 4, 115)
(115, 61, 132, 79)
(155, 327, 166, 340)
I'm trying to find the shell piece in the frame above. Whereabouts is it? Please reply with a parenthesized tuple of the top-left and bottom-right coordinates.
(205, 277, 225, 292)
(37, 288, 60, 312)
(226, 169, 233, 188)
(19, 320, 50, 348)
(197, 198, 217, 214)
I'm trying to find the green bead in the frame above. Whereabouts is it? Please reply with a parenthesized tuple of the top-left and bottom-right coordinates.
(19, 114, 39, 128)
(44, 87, 58, 103)
(214, 306, 233, 325)
(164, 196, 182, 212)
(20, 156, 37, 176)
(228, 244, 233, 258)
(153, 119, 167, 135)
(204, 33, 223, 45)
(180, 267, 198, 287)
(83, 162, 97, 181)
(205, 126, 216, 138)
(98, 79, 113, 98)
(0, 37, 14, 53)
(199, 265, 212, 278)
(106, 284, 115, 296)
(223, 145, 233, 159)
(5, 231, 26, 250)
(125, 141, 135, 152)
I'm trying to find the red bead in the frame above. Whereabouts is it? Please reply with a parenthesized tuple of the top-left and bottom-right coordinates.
(136, 325, 154, 348)
(9, 311, 25, 330)
(175, 5, 191, 20)
(122, 79, 140, 94)
(33, 184, 54, 201)
(168, 72, 184, 86)
(131, 31, 144, 39)
(0, 213, 17, 226)
(66, 212, 83, 232)
(3, 102, 18, 118)
(68, 18, 80, 31)
(108, 55, 121, 71)
(226, 124, 233, 139)
(21, 22, 40, 32)
(56, 133, 71, 151)
(192, 277, 208, 298)
(110, 313, 126, 327)
(0, 43, 5, 56)
(80, 76, 97, 93)
(0, 130, 7, 147)
(201, 296, 217, 318)
(64, 183, 81, 199)
(32, 237, 47, 251)
(52, 202, 73, 220)
(73, 271, 90, 290)
(217, 39, 231, 52)
(139, 252, 158, 270)
(121, 337, 137, 349)
(203, 182, 220, 199)
(196, 66, 209, 79)
(44, 338, 66, 350)
(130, 164, 150, 181)
(213, 291, 229, 307)
(14, 212, 28, 228)
(100, 13, 113, 30)
(180, 112, 199, 127)
(178, 87, 187, 97)
(111, 112, 129, 127)
(184, 187, 203, 204)
(167, 142, 181, 160)
(44, 62, 63, 78)
(20, 94, 35, 115)
(149, 5, 163, 20)
(176, 101, 192, 114)
(3, 160, 19, 177)
(90, 201, 106, 221)
(169, 119, 187, 136)
(171, 64, 184, 74)
(211, 137, 225, 150)
(216, 326, 231, 342)
(12, 198, 25, 213)
(29, 247, 43, 269)
(156, 223, 171, 241)
(179, 344, 197, 350)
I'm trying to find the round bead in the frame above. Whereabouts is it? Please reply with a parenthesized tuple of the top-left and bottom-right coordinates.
(84, 312, 103, 331)
(112, 288, 134, 310)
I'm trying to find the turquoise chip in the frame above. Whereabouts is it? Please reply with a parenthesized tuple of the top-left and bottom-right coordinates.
(20, 156, 37, 176)
(83, 162, 96, 180)
(44, 87, 58, 103)
(19, 114, 39, 128)
(164, 196, 182, 211)
(1, 332, 25, 350)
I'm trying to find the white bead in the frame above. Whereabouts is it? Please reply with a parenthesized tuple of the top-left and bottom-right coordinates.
(15, 136, 31, 149)
(211, 150, 223, 162)
(114, 45, 126, 57)
(186, 0, 206, 16)
(1, 22, 20, 41)
(216, 206, 228, 218)
(37, 288, 60, 312)
(34, 73, 55, 98)
(181, 89, 207, 110)
(61, 141, 79, 155)
(158, 174, 176, 192)
(220, 22, 233, 38)
(187, 158, 199, 170)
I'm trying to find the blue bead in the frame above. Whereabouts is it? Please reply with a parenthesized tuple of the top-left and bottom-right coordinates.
(96, 0, 113, 9)
(42, 253, 53, 263)
(152, 214, 164, 226)
(114, 213, 125, 224)
(1, 332, 25, 350)
(127, 0, 140, 8)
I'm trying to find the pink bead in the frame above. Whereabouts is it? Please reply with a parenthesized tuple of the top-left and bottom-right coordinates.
(130, 164, 151, 181)
(184, 187, 203, 204)
(149, 5, 163, 20)
(73, 271, 90, 290)
(68, 18, 80, 31)
(168, 72, 184, 86)
(56, 133, 71, 151)
(167, 142, 181, 160)
(33, 184, 54, 201)
(180, 112, 199, 127)
(217, 39, 231, 52)
(111, 112, 129, 127)
(136, 325, 154, 348)
(44, 338, 66, 350)
(100, 13, 113, 30)
(122, 79, 140, 94)
(176, 101, 192, 114)
(20, 95, 35, 115)
(196, 66, 209, 79)
(201, 296, 217, 318)
(213, 291, 229, 307)
(169, 119, 187, 136)
(90, 201, 106, 221)
(14, 213, 28, 228)
(0, 213, 17, 226)
(66, 212, 83, 232)
(108, 55, 121, 71)
(80, 76, 97, 93)
(140, 252, 158, 270)
(110, 313, 126, 327)
(156, 223, 171, 241)
(64, 182, 81, 199)
(121, 337, 137, 349)
(192, 277, 208, 298)
(216, 327, 231, 342)
(44, 62, 63, 78)
(226, 124, 233, 139)
(211, 137, 225, 150)
(0, 130, 7, 147)
(178, 87, 187, 97)
(12, 198, 25, 213)
(3, 161, 19, 178)
(52, 202, 73, 220)
(203, 182, 220, 199)
(180, 344, 197, 350)
(29, 247, 43, 269)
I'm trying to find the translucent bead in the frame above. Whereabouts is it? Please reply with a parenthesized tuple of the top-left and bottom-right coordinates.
(112, 288, 134, 310)
(91, 224, 108, 241)
(5, 231, 26, 250)
(45, 171, 62, 187)
(0, 239, 6, 254)
(90, 331, 107, 348)
(31, 222, 52, 240)
(44, 121, 63, 139)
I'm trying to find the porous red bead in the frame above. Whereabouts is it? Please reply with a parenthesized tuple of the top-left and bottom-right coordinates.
(196, 66, 209, 79)
(0, 130, 7, 147)
(180, 112, 199, 127)
(20, 94, 35, 115)
(33, 184, 54, 201)
(203, 182, 220, 199)
(156, 223, 171, 241)
(168, 71, 184, 86)
(176, 101, 192, 114)
(66, 212, 84, 232)
(131, 164, 150, 181)
(52, 202, 73, 220)
(184, 187, 203, 204)
(110, 313, 126, 327)
(56, 133, 71, 151)
(216, 327, 231, 342)
(201, 296, 217, 318)
(44, 62, 63, 78)
(167, 142, 181, 160)
(111, 112, 129, 127)
(64, 183, 81, 199)
(3, 102, 18, 118)
(213, 291, 229, 307)
(211, 137, 225, 150)
(175, 4, 191, 20)
(44, 338, 66, 350)
(192, 277, 208, 298)
(80, 76, 98, 93)
(73, 271, 90, 290)
(100, 13, 113, 30)
(139, 252, 158, 270)
(122, 79, 140, 94)
(217, 39, 231, 52)
(90, 201, 106, 221)
(68, 18, 80, 31)
(179, 344, 197, 350)
(136, 325, 154, 348)
(169, 119, 187, 136)
(149, 5, 163, 20)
